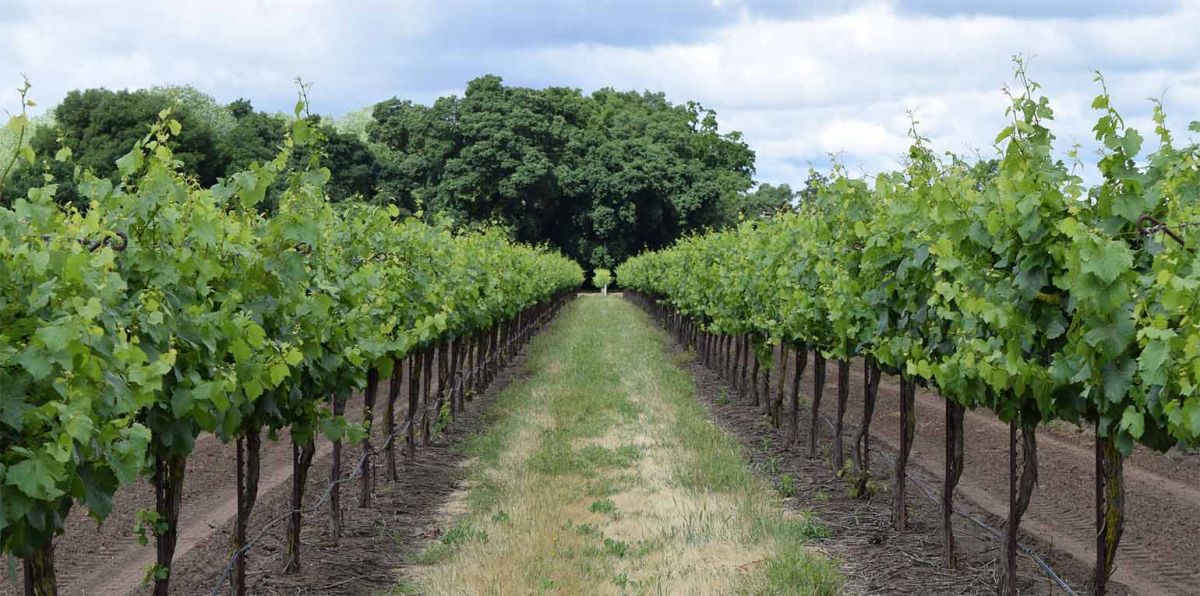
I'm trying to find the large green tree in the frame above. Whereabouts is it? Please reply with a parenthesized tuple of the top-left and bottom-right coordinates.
(2, 88, 226, 207)
(219, 98, 286, 175)
(5, 77, 757, 268)
(369, 75, 755, 269)
(738, 183, 795, 218)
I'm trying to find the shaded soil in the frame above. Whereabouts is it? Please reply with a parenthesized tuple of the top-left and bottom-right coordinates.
(163, 364, 527, 596)
(0, 334, 541, 596)
(674, 335, 1200, 595)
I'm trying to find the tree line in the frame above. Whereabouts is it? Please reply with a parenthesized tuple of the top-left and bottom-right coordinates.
(2, 76, 792, 271)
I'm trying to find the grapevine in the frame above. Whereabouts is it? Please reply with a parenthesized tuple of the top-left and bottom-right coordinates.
(0, 87, 583, 596)
(619, 61, 1200, 595)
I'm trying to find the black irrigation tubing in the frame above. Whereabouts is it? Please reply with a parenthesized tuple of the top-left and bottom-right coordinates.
(638, 299, 1079, 596)
(208, 302, 565, 595)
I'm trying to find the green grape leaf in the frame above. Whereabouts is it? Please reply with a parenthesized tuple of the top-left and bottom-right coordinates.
(1138, 339, 1171, 387)
(268, 363, 290, 387)
(1119, 408, 1145, 440)
(35, 324, 75, 353)
(17, 350, 53, 380)
(116, 147, 143, 178)
(1081, 239, 1132, 284)
(6, 453, 66, 500)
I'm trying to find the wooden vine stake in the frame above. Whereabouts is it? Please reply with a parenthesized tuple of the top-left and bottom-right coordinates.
(894, 374, 916, 531)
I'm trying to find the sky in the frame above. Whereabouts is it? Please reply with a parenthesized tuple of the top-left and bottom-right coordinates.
(2, 0, 1199, 185)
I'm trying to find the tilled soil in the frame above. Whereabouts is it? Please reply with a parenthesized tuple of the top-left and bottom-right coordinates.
(681, 341, 1199, 595)
(0, 351, 526, 596)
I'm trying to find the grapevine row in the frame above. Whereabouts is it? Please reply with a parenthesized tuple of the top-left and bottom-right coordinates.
(0, 93, 583, 595)
(618, 62, 1199, 595)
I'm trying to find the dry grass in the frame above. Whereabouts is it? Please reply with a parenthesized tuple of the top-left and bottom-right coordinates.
(397, 295, 841, 595)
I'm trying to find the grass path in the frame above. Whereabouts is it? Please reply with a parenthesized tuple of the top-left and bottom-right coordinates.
(398, 295, 841, 595)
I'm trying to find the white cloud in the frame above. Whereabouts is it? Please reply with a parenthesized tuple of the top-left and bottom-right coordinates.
(817, 119, 904, 156)
(523, 1, 1200, 182)
(1, 0, 1198, 184)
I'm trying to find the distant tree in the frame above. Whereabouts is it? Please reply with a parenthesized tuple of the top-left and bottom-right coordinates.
(369, 96, 460, 213)
(151, 85, 237, 136)
(737, 183, 795, 218)
(320, 124, 381, 202)
(369, 75, 755, 270)
(797, 170, 829, 205)
(219, 98, 286, 174)
(3, 88, 226, 207)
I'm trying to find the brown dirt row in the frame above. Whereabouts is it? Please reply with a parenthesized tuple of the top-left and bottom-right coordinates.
(683, 337, 1199, 595)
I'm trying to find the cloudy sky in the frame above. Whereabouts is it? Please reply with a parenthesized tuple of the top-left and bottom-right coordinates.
(2, 0, 1198, 185)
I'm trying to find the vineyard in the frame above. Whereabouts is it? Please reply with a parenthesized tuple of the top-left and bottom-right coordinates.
(0, 89, 583, 595)
(2, 59, 1200, 595)
(618, 64, 1200, 595)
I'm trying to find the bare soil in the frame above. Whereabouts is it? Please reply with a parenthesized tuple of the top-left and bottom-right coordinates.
(680, 342, 1200, 595)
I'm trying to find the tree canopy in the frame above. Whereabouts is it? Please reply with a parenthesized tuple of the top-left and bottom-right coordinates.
(369, 75, 756, 269)
(0, 87, 381, 212)
(3, 76, 759, 269)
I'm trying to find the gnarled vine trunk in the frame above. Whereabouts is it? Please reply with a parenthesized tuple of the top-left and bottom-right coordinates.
(152, 447, 186, 596)
(761, 362, 772, 415)
(359, 367, 379, 508)
(421, 345, 434, 445)
(832, 357, 850, 475)
(23, 539, 55, 596)
(772, 345, 789, 427)
(448, 335, 460, 414)
(284, 437, 316, 574)
(406, 352, 420, 457)
(329, 394, 346, 538)
(1094, 430, 1124, 595)
(943, 399, 965, 568)
(384, 360, 402, 481)
(729, 335, 739, 395)
(232, 429, 262, 596)
(750, 350, 761, 407)
(998, 414, 1038, 596)
(790, 346, 807, 443)
(721, 332, 730, 382)
(852, 359, 880, 498)
(808, 353, 827, 458)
